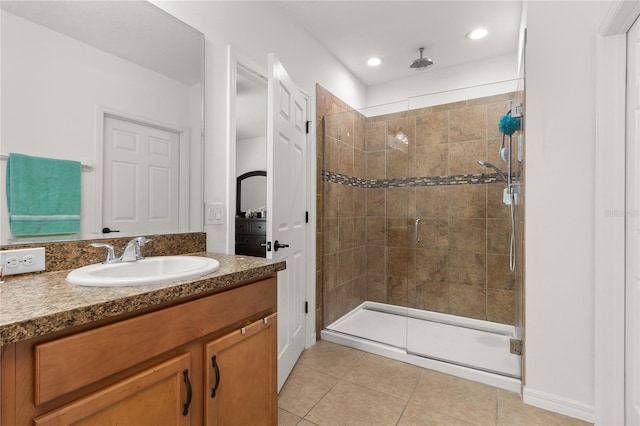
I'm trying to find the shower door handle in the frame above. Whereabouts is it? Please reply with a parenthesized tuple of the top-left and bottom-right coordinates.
(415, 218, 421, 244)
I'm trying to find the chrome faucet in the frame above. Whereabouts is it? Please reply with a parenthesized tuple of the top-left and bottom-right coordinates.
(92, 236, 152, 264)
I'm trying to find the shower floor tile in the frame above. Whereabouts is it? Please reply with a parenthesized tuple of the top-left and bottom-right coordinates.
(278, 340, 592, 426)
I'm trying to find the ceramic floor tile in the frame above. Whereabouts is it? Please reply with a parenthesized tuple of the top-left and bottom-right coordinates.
(497, 390, 592, 426)
(342, 352, 423, 400)
(278, 408, 302, 426)
(305, 380, 407, 426)
(278, 364, 338, 418)
(410, 369, 497, 425)
(297, 340, 365, 378)
(398, 402, 476, 426)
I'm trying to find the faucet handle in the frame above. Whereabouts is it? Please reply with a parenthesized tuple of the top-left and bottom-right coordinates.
(91, 243, 117, 264)
(136, 236, 152, 246)
(134, 237, 152, 260)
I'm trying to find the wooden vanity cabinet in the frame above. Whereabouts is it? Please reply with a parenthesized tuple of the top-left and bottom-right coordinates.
(0, 276, 278, 426)
(205, 312, 277, 426)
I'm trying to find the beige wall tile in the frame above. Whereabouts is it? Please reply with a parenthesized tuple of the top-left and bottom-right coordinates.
(415, 111, 449, 146)
(366, 188, 385, 217)
(338, 141, 354, 176)
(449, 218, 486, 252)
(367, 151, 386, 180)
(387, 217, 408, 247)
(449, 140, 487, 175)
(323, 218, 339, 254)
(449, 284, 487, 320)
(449, 184, 487, 218)
(388, 276, 408, 306)
(338, 110, 355, 146)
(416, 186, 449, 218)
(487, 253, 515, 290)
(450, 105, 488, 143)
(367, 246, 385, 275)
(323, 182, 338, 218)
(323, 252, 337, 291)
(338, 217, 356, 251)
(387, 247, 408, 277)
(367, 121, 386, 152)
(487, 218, 511, 254)
(418, 218, 449, 250)
(366, 217, 386, 246)
(487, 183, 510, 219)
(387, 149, 408, 178)
(415, 144, 448, 177)
(337, 183, 354, 218)
(415, 280, 449, 313)
(337, 248, 354, 285)
(367, 274, 387, 303)
(386, 187, 410, 218)
(448, 251, 486, 286)
(415, 249, 447, 283)
(487, 289, 516, 325)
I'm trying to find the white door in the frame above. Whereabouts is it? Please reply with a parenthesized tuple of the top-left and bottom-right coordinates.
(103, 116, 180, 235)
(627, 16, 640, 426)
(267, 54, 307, 391)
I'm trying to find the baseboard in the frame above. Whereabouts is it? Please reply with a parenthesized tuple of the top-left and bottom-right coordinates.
(522, 386, 595, 423)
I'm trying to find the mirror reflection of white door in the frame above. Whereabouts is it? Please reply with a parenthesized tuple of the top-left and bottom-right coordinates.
(267, 54, 307, 391)
(103, 116, 180, 235)
(626, 16, 640, 426)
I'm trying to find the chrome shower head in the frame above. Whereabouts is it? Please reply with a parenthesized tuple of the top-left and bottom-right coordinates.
(410, 47, 434, 70)
(477, 160, 508, 182)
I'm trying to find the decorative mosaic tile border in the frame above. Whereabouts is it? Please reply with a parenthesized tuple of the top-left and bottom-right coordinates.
(321, 170, 514, 188)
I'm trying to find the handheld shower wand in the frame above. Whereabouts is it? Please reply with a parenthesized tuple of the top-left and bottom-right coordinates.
(477, 160, 508, 182)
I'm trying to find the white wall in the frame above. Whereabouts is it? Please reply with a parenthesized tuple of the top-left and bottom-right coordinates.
(154, 1, 367, 252)
(0, 12, 199, 242)
(524, 1, 603, 421)
(366, 53, 519, 110)
(237, 136, 267, 176)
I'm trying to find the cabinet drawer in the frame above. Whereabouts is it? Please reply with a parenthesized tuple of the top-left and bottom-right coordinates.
(34, 277, 277, 405)
(249, 221, 266, 234)
(235, 221, 249, 233)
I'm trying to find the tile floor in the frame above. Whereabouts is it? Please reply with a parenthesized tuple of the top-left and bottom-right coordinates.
(278, 341, 591, 426)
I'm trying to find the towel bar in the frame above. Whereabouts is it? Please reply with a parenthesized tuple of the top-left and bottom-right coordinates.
(0, 153, 93, 172)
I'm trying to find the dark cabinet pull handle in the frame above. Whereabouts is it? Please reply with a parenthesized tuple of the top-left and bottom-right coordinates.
(102, 227, 120, 233)
(211, 355, 221, 398)
(182, 369, 192, 416)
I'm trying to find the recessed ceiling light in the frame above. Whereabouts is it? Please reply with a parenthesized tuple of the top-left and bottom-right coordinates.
(467, 28, 488, 40)
(367, 57, 383, 67)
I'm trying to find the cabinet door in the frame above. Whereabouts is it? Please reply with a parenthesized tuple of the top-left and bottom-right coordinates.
(205, 313, 277, 426)
(33, 353, 192, 426)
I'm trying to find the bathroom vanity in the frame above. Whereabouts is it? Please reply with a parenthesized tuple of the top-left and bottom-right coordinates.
(0, 251, 284, 425)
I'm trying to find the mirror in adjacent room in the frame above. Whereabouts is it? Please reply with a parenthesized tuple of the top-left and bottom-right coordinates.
(0, 0, 204, 245)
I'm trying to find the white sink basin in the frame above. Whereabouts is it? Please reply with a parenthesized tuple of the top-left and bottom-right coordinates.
(66, 256, 220, 287)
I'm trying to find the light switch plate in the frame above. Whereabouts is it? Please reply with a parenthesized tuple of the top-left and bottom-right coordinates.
(205, 203, 224, 225)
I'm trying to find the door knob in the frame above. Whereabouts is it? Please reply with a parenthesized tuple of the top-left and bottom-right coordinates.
(273, 240, 289, 251)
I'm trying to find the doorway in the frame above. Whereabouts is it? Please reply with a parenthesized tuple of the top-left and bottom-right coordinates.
(102, 115, 183, 235)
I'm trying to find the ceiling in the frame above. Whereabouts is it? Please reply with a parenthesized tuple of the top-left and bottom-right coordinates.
(274, 0, 523, 86)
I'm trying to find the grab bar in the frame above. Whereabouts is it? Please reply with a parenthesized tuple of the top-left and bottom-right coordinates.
(415, 218, 421, 244)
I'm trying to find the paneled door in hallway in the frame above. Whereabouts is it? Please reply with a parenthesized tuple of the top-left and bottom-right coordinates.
(103, 116, 180, 235)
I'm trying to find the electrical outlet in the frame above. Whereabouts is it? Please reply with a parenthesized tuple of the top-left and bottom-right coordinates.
(0, 248, 45, 276)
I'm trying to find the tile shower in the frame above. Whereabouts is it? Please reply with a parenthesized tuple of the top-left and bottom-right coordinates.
(316, 83, 526, 388)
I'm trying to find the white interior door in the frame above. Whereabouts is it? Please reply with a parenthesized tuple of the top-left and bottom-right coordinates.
(103, 116, 180, 235)
(267, 54, 307, 391)
(626, 16, 640, 426)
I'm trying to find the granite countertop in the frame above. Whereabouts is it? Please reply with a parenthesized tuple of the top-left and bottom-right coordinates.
(0, 252, 286, 346)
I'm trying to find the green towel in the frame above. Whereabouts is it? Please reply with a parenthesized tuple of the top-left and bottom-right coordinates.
(6, 153, 81, 236)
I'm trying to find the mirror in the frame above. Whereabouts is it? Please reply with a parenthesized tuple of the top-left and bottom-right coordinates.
(236, 171, 267, 217)
(0, 0, 204, 245)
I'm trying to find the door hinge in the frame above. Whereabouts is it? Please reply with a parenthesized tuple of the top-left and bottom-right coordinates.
(305, 211, 309, 223)
(510, 339, 523, 355)
(304, 301, 308, 314)
(305, 120, 312, 134)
